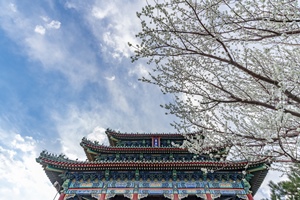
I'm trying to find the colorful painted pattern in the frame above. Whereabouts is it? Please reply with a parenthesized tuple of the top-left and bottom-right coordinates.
(66, 180, 247, 196)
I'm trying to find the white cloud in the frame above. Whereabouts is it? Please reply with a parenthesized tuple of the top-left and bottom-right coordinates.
(11, 134, 35, 152)
(34, 25, 46, 35)
(51, 105, 108, 160)
(46, 20, 61, 29)
(9, 3, 17, 13)
(78, 1, 145, 62)
(105, 75, 115, 81)
(87, 126, 109, 145)
(129, 63, 150, 78)
(41, 15, 49, 22)
(0, 2, 100, 89)
(25, 24, 101, 88)
(106, 79, 132, 114)
(34, 20, 61, 35)
(0, 129, 55, 199)
(92, 5, 115, 19)
(50, 81, 176, 159)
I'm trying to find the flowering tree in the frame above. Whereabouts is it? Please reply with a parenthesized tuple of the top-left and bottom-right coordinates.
(131, 0, 300, 164)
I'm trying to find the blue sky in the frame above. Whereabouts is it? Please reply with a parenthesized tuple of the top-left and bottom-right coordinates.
(0, 1, 283, 199)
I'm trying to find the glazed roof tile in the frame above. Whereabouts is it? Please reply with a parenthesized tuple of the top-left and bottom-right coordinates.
(81, 138, 187, 153)
(105, 129, 193, 139)
(37, 150, 268, 171)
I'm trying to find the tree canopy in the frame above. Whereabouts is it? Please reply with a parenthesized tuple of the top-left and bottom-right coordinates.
(131, 0, 300, 164)
(263, 164, 300, 200)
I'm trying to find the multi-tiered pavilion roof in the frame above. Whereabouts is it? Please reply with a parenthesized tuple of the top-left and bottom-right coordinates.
(37, 129, 269, 200)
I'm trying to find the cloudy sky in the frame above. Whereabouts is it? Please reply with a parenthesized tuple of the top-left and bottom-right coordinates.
(0, 1, 283, 199)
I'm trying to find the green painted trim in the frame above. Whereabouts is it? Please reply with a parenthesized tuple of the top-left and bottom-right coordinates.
(110, 136, 119, 142)
(46, 166, 64, 173)
(248, 164, 267, 172)
(87, 148, 98, 155)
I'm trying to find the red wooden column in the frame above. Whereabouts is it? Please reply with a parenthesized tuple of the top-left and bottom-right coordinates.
(99, 193, 106, 200)
(205, 193, 213, 200)
(58, 193, 66, 200)
(132, 193, 138, 200)
(173, 193, 179, 200)
(247, 193, 254, 200)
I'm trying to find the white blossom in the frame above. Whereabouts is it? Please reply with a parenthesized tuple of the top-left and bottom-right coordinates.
(132, 0, 300, 167)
